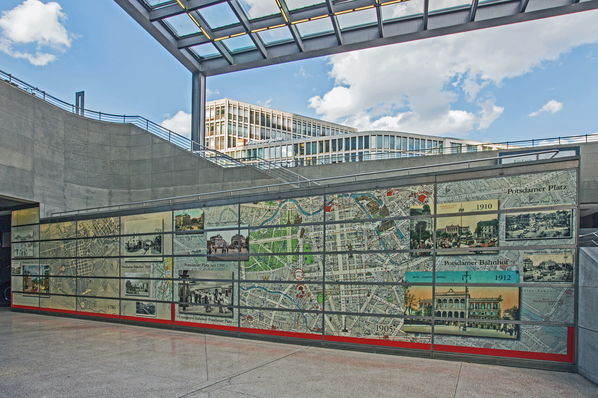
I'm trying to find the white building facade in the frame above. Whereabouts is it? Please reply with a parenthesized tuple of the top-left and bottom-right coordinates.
(205, 99, 505, 167)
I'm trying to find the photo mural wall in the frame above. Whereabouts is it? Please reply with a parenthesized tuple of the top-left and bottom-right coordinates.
(10, 167, 578, 363)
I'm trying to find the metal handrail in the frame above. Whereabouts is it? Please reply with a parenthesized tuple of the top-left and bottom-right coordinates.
(50, 148, 567, 217)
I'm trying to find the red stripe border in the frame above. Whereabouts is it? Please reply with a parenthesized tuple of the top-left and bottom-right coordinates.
(11, 304, 38, 310)
(325, 335, 431, 350)
(77, 311, 120, 319)
(121, 315, 172, 325)
(240, 327, 322, 340)
(39, 307, 76, 315)
(174, 320, 238, 332)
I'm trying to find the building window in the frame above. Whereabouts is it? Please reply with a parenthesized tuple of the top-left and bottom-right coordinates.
(377, 135, 382, 149)
(332, 140, 337, 152)
(338, 138, 343, 151)
(345, 138, 350, 151)
(414, 139, 419, 151)
(451, 142, 462, 153)
(319, 141, 324, 154)
(351, 137, 356, 150)
(306, 142, 311, 155)
(364, 136, 369, 150)
(300, 143, 305, 156)
(358, 136, 363, 150)
(384, 135, 389, 149)
(325, 140, 330, 153)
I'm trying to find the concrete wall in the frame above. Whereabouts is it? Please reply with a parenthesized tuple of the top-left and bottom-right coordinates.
(0, 80, 278, 217)
(579, 248, 598, 385)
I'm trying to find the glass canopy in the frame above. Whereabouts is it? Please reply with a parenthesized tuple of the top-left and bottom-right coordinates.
(117, 0, 598, 76)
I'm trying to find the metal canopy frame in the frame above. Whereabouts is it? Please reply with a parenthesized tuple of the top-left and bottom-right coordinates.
(114, 0, 598, 143)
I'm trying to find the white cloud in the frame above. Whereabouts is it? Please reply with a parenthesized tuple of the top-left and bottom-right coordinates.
(308, 10, 598, 136)
(257, 98, 272, 108)
(161, 111, 191, 138)
(0, 0, 75, 66)
(529, 100, 564, 117)
(206, 88, 220, 97)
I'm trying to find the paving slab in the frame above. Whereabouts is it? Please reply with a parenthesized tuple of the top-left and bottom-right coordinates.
(1, 309, 596, 398)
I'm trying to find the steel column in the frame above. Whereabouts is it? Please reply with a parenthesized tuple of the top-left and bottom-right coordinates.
(192, 72, 206, 149)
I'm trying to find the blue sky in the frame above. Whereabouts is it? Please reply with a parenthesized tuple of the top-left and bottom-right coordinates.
(0, 0, 597, 144)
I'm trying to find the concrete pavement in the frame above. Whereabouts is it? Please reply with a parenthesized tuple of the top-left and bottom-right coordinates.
(0, 308, 596, 398)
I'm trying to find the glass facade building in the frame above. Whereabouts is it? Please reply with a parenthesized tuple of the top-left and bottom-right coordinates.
(204, 99, 504, 167)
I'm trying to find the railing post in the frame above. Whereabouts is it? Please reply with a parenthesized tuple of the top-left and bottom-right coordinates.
(99, 112, 102, 121)
(146, 120, 149, 131)
(532, 139, 534, 147)
(123, 115, 126, 123)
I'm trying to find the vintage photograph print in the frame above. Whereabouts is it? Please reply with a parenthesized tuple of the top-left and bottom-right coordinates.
(178, 270, 233, 317)
(403, 285, 519, 339)
(523, 253, 573, 282)
(505, 209, 572, 240)
(135, 301, 156, 317)
(436, 200, 499, 253)
(175, 209, 204, 232)
(206, 226, 249, 261)
(125, 273, 150, 297)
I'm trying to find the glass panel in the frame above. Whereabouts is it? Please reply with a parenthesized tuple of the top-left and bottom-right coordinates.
(204, 205, 238, 228)
(78, 237, 119, 258)
(78, 258, 119, 278)
(325, 314, 432, 344)
(296, 18, 334, 38)
(520, 287, 574, 324)
(326, 221, 409, 252)
(77, 297, 119, 315)
(326, 283, 417, 315)
(145, 0, 175, 6)
(242, 254, 323, 281)
(437, 170, 577, 209)
(190, 43, 220, 58)
(222, 35, 256, 52)
(241, 308, 322, 335)
(121, 301, 172, 320)
(12, 207, 39, 226)
(41, 294, 76, 311)
(327, 184, 434, 221)
(47, 276, 76, 298)
(40, 240, 78, 258)
(164, 13, 201, 37)
(40, 222, 74, 240)
(240, 282, 322, 311)
(429, 0, 471, 13)
(240, 196, 324, 226)
(336, 8, 377, 30)
(197, 3, 240, 29)
(12, 225, 39, 242)
(43, 259, 77, 276)
(258, 26, 293, 44)
(249, 225, 323, 254)
(77, 217, 119, 238)
(77, 278, 119, 298)
(325, 252, 422, 283)
(286, 0, 325, 10)
(238, 0, 280, 19)
(382, 0, 424, 21)
(174, 233, 207, 255)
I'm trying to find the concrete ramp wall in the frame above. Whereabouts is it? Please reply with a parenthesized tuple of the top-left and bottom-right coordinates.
(0, 80, 277, 217)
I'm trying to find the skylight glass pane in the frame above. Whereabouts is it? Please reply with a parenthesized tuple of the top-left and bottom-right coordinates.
(336, 8, 377, 30)
(296, 18, 334, 38)
(429, 0, 471, 12)
(190, 43, 220, 58)
(197, 3, 240, 29)
(258, 27, 294, 44)
(238, 0, 281, 19)
(164, 13, 201, 37)
(222, 35, 256, 52)
(286, 0, 325, 11)
(146, 0, 176, 7)
(381, 0, 424, 21)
